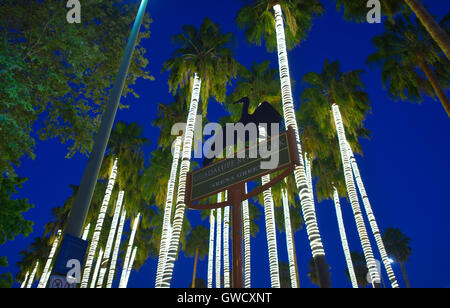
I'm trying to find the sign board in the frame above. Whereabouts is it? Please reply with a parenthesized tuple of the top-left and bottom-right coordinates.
(48, 274, 77, 289)
(53, 234, 89, 276)
(186, 127, 299, 205)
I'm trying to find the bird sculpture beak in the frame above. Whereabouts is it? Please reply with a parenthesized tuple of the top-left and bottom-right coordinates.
(233, 97, 249, 104)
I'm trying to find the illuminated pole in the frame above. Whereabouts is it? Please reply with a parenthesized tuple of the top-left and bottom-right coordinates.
(242, 184, 251, 288)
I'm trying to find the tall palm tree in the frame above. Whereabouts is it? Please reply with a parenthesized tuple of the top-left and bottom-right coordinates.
(37, 229, 62, 288)
(154, 136, 182, 287)
(367, 13, 450, 117)
(298, 59, 387, 288)
(333, 188, 358, 288)
(346, 251, 370, 288)
(184, 225, 209, 288)
(345, 142, 399, 288)
(80, 158, 119, 288)
(119, 213, 141, 288)
(382, 227, 412, 288)
(334, 0, 450, 59)
(207, 209, 215, 288)
(236, 0, 331, 288)
(160, 18, 238, 287)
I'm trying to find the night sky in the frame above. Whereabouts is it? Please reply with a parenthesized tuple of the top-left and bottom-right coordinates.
(2, 0, 450, 288)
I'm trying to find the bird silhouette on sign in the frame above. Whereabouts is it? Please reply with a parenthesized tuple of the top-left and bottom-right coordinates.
(203, 97, 282, 166)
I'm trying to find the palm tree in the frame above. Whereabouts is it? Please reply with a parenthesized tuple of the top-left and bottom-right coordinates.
(83, 121, 149, 288)
(160, 17, 238, 287)
(37, 229, 62, 288)
(119, 213, 141, 288)
(346, 251, 370, 288)
(298, 59, 382, 288)
(367, 13, 450, 117)
(334, 0, 450, 59)
(236, 0, 331, 288)
(154, 136, 182, 287)
(184, 225, 209, 288)
(333, 188, 358, 288)
(382, 227, 412, 288)
(207, 209, 215, 288)
(345, 142, 399, 288)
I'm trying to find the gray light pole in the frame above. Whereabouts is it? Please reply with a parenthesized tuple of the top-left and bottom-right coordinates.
(65, 0, 149, 238)
(48, 0, 149, 286)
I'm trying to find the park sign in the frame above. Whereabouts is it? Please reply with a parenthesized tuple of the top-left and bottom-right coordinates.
(186, 127, 300, 207)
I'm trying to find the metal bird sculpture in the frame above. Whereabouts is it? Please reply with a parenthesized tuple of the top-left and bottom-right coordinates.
(203, 97, 282, 166)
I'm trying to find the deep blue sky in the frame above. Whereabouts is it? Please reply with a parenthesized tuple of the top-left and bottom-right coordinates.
(2, 0, 450, 288)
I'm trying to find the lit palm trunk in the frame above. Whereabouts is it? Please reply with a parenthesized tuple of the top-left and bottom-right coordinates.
(37, 229, 62, 288)
(123, 246, 138, 288)
(161, 74, 202, 287)
(96, 191, 125, 287)
(332, 104, 381, 288)
(345, 142, 399, 288)
(81, 158, 118, 288)
(82, 223, 91, 241)
(91, 248, 104, 288)
(333, 187, 358, 288)
(242, 183, 251, 288)
(107, 208, 127, 288)
(20, 271, 30, 288)
(260, 127, 280, 288)
(281, 187, 298, 288)
(223, 191, 231, 288)
(155, 136, 182, 287)
(119, 212, 141, 288)
(26, 261, 39, 288)
(216, 195, 222, 288)
(207, 209, 215, 288)
(272, 4, 330, 288)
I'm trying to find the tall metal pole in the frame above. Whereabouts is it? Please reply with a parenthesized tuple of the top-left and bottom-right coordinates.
(48, 1, 149, 287)
(64, 0, 149, 238)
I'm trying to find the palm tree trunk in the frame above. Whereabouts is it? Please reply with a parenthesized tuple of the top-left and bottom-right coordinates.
(404, 0, 450, 59)
(345, 142, 400, 288)
(216, 199, 222, 288)
(272, 4, 331, 288)
(161, 74, 202, 288)
(332, 104, 381, 288)
(155, 136, 183, 287)
(417, 58, 450, 117)
(400, 262, 411, 288)
(96, 191, 125, 288)
(207, 209, 215, 288)
(119, 213, 141, 288)
(81, 158, 118, 288)
(333, 188, 358, 288)
(26, 262, 39, 288)
(37, 229, 62, 288)
(191, 247, 199, 288)
(223, 193, 231, 288)
(242, 183, 251, 288)
(82, 223, 91, 241)
(260, 127, 280, 288)
(20, 271, 30, 288)
(281, 187, 298, 288)
(90, 248, 103, 288)
(106, 209, 127, 288)
(123, 246, 138, 288)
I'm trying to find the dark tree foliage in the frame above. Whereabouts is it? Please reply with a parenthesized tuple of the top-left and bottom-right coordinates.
(0, 0, 153, 174)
